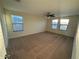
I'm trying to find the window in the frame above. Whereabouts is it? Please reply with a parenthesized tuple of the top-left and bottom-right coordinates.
(12, 15, 23, 32)
(60, 19, 69, 30)
(52, 19, 58, 29)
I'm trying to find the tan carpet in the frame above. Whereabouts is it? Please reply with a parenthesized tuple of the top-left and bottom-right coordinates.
(7, 32, 73, 59)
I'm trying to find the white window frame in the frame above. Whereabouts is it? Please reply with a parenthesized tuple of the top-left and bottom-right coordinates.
(60, 19, 69, 31)
(52, 19, 59, 29)
(11, 15, 24, 32)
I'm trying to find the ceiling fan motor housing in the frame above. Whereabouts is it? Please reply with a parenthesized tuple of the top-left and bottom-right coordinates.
(47, 14, 55, 17)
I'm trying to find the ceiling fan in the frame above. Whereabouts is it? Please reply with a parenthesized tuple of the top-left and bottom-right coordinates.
(45, 12, 59, 19)
(46, 12, 55, 18)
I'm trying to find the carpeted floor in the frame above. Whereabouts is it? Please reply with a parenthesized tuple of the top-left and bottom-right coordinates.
(7, 32, 73, 59)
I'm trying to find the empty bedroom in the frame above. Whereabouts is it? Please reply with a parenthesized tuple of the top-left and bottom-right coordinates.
(0, 0, 79, 59)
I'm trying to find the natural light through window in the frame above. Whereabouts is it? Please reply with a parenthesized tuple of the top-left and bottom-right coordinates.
(52, 19, 58, 29)
(12, 15, 24, 32)
(60, 19, 69, 30)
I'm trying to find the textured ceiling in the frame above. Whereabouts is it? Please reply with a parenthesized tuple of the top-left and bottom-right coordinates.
(4, 0, 79, 16)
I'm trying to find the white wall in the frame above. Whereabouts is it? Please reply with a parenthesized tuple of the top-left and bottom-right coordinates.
(1, 11, 8, 48)
(0, 1, 6, 58)
(0, 3, 8, 48)
(72, 17, 79, 59)
(5, 10, 47, 39)
(76, 20, 79, 59)
(0, 18, 6, 59)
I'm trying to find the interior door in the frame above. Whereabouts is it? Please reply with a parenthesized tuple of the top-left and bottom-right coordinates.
(0, 7, 7, 59)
